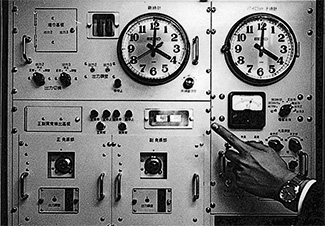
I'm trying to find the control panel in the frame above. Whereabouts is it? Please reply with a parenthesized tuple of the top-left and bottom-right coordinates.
(3, 0, 319, 225)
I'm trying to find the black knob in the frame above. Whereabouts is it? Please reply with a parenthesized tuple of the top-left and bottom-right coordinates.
(125, 110, 133, 119)
(59, 72, 71, 87)
(96, 121, 106, 131)
(32, 72, 45, 86)
(113, 79, 122, 88)
(278, 104, 293, 117)
(118, 122, 127, 131)
(288, 160, 298, 170)
(90, 109, 99, 119)
(55, 156, 73, 174)
(183, 77, 195, 89)
(268, 139, 284, 152)
(288, 138, 302, 153)
(144, 157, 162, 174)
(102, 109, 111, 119)
(112, 110, 120, 118)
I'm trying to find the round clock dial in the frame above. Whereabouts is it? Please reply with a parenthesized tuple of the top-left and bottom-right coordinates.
(117, 13, 190, 86)
(222, 13, 298, 86)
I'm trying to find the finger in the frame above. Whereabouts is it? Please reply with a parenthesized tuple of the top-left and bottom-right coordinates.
(211, 123, 249, 154)
(224, 149, 241, 164)
(245, 140, 268, 151)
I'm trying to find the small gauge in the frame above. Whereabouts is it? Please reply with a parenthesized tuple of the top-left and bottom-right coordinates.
(117, 13, 190, 86)
(222, 13, 298, 86)
(228, 92, 266, 129)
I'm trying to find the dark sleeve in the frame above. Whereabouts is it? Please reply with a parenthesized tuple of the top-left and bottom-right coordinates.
(297, 182, 324, 225)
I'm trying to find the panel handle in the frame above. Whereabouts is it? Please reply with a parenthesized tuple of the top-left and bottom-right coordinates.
(192, 36, 199, 65)
(97, 173, 105, 201)
(20, 172, 29, 200)
(22, 35, 32, 64)
(299, 152, 309, 177)
(115, 173, 122, 201)
(192, 173, 200, 201)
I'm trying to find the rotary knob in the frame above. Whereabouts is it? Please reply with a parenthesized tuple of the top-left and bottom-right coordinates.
(144, 156, 162, 174)
(59, 72, 72, 87)
(90, 109, 99, 120)
(278, 104, 293, 117)
(125, 110, 133, 119)
(268, 139, 284, 152)
(96, 121, 106, 131)
(288, 138, 302, 153)
(183, 77, 195, 89)
(55, 156, 73, 174)
(102, 109, 111, 119)
(113, 79, 122, 88)
(112, 109, 121, 119)
(32, 72, 45, 86)
(118, 122, 127, 131)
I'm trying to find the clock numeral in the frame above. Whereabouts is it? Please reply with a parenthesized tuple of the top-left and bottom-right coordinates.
(171, 33, 178, 42)
(150, 21, 160, 30)
(247, 65, 253, 73)
(269, 65, 276, 73)
(237, 33, 246, 42)
(277, 56, 284, 65)
(130, 56, 138, 64)
(278, 34, 285, 42)
(258, 23, 267, 30)
(128, 44, 135, 53)
(130, 33, 139, 41)
(164, 25, 168, 33)
(170, 56, 177, 64)
(162, 64, 169, 73)
(140, 64, 146, 72)
(237, 56, 245, 65)
(173, 44, 180, 53)
(150, 67, 157, 76)
(246, 25, 253, 34)
(139, 25, 146, 33)
(235, 45, 242, 53)
(271, 26, 275, 34)
(280, 45, 287, 53)
(257, 68, 264, 76)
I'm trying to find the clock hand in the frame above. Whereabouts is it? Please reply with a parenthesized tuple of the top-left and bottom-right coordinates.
(147, 43, 171, 60)
(137, 49, 152, 60)
(155, 48, 172, 60)
(151, 21, 158, 57)
(254, 43, 279, 61)
(259, 22, 265, 57)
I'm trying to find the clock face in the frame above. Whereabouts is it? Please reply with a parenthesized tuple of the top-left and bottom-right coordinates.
(117, 13, 190, 86)
(222, 13, 297, 86)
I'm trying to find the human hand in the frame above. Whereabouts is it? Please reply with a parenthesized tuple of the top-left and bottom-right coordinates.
(211, 123, 297, 201)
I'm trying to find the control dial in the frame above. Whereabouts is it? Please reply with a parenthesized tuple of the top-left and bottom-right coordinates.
(144, 156, 162, 174)
(59, 72, 72, 87)
(55, 156, 73, 174)
(268, 139, 284, 152)
(183, 77, 195, 89)
(32, 72, 45, 86)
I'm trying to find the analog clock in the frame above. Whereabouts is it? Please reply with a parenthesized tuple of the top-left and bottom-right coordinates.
(222, 13, 298, 86)
(117, 13, 190, 86)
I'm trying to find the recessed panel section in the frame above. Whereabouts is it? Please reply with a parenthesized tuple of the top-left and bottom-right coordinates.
(48, 152, 75, 178)
(144, 109, 193, 129)
(38, 187, 79, 214)
(24, 106, 82, 132)
(35, 8, 77, 52)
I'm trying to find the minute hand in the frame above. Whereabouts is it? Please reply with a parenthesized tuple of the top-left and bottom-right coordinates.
(254, 43, 279, 61)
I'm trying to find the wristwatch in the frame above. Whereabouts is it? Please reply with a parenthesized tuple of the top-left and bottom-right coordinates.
(279, 175, 304, 203)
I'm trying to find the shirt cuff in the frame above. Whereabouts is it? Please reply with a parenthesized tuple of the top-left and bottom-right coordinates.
(298, 179, 317, 214)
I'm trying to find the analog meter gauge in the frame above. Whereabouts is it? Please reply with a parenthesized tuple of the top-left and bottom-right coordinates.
(228, 92, 266, 129)
(117, 13, 190, 85)
(222, 13, 298, 86)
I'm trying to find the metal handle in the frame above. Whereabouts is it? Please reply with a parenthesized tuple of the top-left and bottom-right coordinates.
(192, 36, 199, 65)
(20, 172, 29, 200)
(192, 173, 200, 201)
(115, 173, 122, 201)
(97, 173, 105, 201)
(299, 152, 308, 177)
(22, 35, 32, 64)
(219, 151, 226, 178)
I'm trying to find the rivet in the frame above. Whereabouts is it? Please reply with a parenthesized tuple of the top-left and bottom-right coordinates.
(210, 181, 216, 186)
(12, 128, 18, 134)
(219, 115, 225, 122)
(19, 141, 24, 146)
(307, 30, 313, 36)
(13, 28, 18, 34)
(100, 217, 105, 222)
(12, 88, 18, 94)
(206, 90, 211, 95)
(11, 207, 18, 213)
(306, 95, 312, 100)
(12, 67, 18, 73)
(307, 8, 313, 14)
(210, 202, 216, 208)
(206, 207, 211, 213)
(206, 130, 211, 135)
(219, 93, 225, 100)
(297, 116, 304, 122)
(12, 6, 18, 12)
(193, 217, 198, 222)
(12, 106, 18, 112)
(307, 117, 313, 122)
(297, 94, 304, 100)
(211, 116, 216, 121)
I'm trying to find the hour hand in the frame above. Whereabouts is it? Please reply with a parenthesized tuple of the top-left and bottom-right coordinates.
(254, 43, 278, 61)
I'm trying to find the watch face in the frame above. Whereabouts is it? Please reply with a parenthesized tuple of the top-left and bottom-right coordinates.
(222, 13, 297, 86)
(279, 184, 299, 202)
(117, 13, 190, 86)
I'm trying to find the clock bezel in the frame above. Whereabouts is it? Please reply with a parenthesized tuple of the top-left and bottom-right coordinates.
(117, 13, 190, 86)
(222, 13, 298, 86)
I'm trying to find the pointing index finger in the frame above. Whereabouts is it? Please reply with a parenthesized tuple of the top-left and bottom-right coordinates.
(211, 123, 249, 154)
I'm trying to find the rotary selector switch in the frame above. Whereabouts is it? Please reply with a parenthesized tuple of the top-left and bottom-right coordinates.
(112, 109, 121, 119)
(288, 138, 302, 153)
(268, 139, 284, 152)
(32, 72, 45, 86)
(144, 156, 162, 174)
(102, 109, 111, 120)
(59, 72, 72, 87)
(90, 109, 99, 120)
(278, 104, 293, 117)
(183, 77, 195, 89)
(96, 121, 106, 131)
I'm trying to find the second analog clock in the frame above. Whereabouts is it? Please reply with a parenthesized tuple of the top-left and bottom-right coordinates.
(117, 13, 190, 86)
(222, 13, 298, 86)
